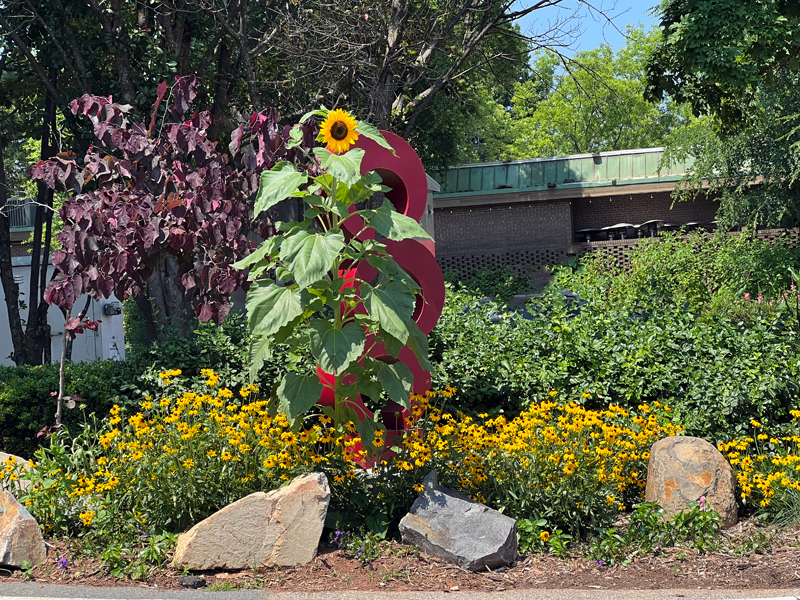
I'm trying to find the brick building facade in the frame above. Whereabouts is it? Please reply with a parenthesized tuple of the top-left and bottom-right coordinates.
(430, 148, 721, 285)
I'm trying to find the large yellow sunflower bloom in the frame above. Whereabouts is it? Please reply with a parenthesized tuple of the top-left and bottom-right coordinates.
(320, 109, 359, 153)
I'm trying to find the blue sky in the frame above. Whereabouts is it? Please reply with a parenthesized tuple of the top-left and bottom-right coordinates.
(517, 1, 660, 54)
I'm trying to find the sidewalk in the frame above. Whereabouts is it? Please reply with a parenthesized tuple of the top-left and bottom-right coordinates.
(1, 583, 800, 600)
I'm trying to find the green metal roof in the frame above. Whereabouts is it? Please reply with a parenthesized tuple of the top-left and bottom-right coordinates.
(432, 148, 694, 198)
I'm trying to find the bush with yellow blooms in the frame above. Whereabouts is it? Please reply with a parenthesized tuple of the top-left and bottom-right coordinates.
(3, 371, 684, 549)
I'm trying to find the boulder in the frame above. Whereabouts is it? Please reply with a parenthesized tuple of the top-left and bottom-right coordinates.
(645, 435, 738, 528)
(173, 472, 330, 570)
(0, 490, 46, 567)
(399, 471, 517, 571)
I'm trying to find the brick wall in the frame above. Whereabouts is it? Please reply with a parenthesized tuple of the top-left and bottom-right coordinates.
(433, 189, 732, 284)
(434, 200, 572, 285)
(572, 191, 720, 231)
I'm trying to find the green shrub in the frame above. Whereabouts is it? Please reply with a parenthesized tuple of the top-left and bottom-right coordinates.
(552, 229, 800, 313)
(0, 360, 140, 457)
(429, 285, 800, 440)
(444, 266, 533, 302)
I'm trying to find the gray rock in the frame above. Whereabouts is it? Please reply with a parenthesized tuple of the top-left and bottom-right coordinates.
(178, 575, 206, 588)
(173, 472, 330, 570)
(645, 435, 738, 528)
(399, 471, 517, 571)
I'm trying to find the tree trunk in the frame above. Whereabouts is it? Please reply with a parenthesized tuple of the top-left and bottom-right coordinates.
(208, 38, 232, 141)
(133, 295, 159, 344)
(23, 72, 57, 365)
(146, 254, 196, 339)
(0, 136, 25, 365)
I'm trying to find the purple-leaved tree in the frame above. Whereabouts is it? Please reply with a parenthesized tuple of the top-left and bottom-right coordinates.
(31, 75, 317, 340)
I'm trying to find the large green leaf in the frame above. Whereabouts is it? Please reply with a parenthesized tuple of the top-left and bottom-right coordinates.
(315, 147, 365, 186)
(356, 120, 395, 155)
(277, 373, 323, 420)
(248, 334, 272, 381)
(231, 237, 281, 278)
(299, 106, 328, 125)
(246, 282, 303, 337)
(378, 361, 413, 409)
(309, 321, 366, 376)
(362, 282, 415, 344)
(279, 229, 345, 288)
(405, 319, 433, 371)
(254, 162, 309, 216)
(364, 198, 433, 241)
(379, 330, 404, 358)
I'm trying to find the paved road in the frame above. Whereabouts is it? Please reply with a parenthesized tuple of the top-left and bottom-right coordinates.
(0, 584, 799, 600)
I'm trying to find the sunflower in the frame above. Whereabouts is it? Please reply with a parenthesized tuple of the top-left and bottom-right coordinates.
(320, 109, 359, 153)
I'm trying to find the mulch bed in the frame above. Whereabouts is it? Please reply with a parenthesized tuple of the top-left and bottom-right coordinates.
(3, 520, 800, 592)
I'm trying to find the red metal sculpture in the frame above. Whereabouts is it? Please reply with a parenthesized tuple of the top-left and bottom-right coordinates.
(316, 131, 445, 456)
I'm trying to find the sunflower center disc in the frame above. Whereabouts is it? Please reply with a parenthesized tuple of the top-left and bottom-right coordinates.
(331, 121, 349, 141)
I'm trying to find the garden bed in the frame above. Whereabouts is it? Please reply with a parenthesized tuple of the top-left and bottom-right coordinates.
(7, 520, 800, 592)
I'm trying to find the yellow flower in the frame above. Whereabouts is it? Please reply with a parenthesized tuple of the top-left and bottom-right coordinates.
(413, 483, 424, 492)
(221, 451, 232, 461)
(750, 419, 762, 428)
(320, 109, 359, 153)
(79, 510, 95, 527)
(540, 531, 550, 542)
(183, 459, 195, 469)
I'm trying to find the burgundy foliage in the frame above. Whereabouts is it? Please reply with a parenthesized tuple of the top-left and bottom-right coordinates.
(31, 75, 317, 323)
(63, 317, 99, 341)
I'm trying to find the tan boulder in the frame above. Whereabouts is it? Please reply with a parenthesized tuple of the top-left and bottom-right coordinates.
(173, 472, 330, 570)
(645, 435, 737, 528)
(0, 490, 46, 567)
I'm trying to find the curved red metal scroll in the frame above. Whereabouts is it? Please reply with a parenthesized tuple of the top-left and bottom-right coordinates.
(317, 129, 445, 462)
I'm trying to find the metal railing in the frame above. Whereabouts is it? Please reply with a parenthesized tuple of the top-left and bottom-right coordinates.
(5, 198, 35, 229)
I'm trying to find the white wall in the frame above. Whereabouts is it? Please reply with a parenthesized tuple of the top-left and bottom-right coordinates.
(0, 257, 125, 367)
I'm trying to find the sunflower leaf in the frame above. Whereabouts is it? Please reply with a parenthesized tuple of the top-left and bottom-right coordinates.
(245, 281, 303, 337)
(315, 147, 365, 186)
(378, 361, 413, 409)
(364, 198, 433, 241)
(309, 320, 366, 376)
(299, 107, 328, 125)
(279, 229, 345, 288)
(277, 373, 323, 420)
(361, 282, 415, 344)
(356, 121, 396, 155)
(254, 162, 308, 216)
(248, 334, 272, 382)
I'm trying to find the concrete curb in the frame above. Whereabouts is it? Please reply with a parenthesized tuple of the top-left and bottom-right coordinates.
(1, 584, 800, 600)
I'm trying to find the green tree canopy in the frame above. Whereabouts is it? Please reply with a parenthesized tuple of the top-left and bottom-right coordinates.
(503, 26, 688, 160)
(664, 70, 800, 229)
(645, 0, 800, 131)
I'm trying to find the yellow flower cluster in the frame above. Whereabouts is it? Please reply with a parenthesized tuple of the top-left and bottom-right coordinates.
(397, 395, 680, 511)
(719, 428, 800, 507)
(12, 369, 681, 536)
(158, 369, 182, 386)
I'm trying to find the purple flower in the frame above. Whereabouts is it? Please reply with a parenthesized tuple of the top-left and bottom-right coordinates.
(57, 557, 69, 570)
(139, 533, 149, 540)
(596, 559, 603, 565)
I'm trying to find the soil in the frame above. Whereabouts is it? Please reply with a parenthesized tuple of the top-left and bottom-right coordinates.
(4, 520, 800, 593)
